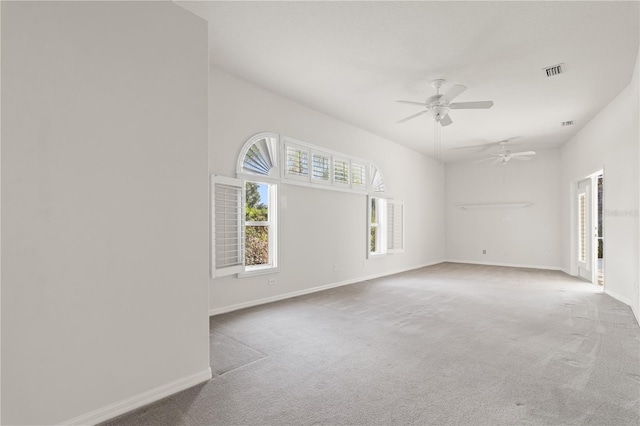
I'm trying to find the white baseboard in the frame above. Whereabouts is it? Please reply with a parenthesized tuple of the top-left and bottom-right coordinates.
(61, 368, 212, 426)
(209, 260, 446, 316)
(560, 268, 572, 276)
(603, 288, 635, 310)
(445, 259, 563, 271)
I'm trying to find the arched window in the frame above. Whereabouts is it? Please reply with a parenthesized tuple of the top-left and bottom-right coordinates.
(369, 164, 385, 193)
(237, 132, 386, 195)
(237, 133, 279, 177)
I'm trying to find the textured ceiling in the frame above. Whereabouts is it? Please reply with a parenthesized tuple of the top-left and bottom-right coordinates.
(179, 1, 639, 163)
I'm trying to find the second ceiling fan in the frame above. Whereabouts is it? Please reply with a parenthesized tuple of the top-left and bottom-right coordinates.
(397, 79, 494, 126)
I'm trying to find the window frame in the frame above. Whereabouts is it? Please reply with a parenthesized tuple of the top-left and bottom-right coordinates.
(333, 156, 351, 187)
(368, 196, 387, 258)
(283, 141, 310, 182)
(310, 150, 332, 185)
(241, 180, 279, 276)
(368, 196, 404, 258)
(351, 162, 368, 191)
(236, 133, 280, 178)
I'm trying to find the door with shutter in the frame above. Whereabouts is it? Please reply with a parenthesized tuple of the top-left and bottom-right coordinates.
(577, 178, 592, 281)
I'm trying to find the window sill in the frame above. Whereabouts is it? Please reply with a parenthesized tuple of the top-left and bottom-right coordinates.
(368, 253, 386, 259)
(238, 266, 280, 278)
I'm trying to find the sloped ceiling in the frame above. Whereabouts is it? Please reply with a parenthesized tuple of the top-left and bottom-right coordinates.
(179, 1, 639, 162)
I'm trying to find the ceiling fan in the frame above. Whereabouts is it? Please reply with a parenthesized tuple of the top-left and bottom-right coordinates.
(472, 142, 536, 165)
(396, 79, 494, 126)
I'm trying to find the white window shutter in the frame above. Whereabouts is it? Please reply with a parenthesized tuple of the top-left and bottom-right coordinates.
(333, 158, 350, 185)
(211, 175, 244, 277)
(386, 200, 404, 253)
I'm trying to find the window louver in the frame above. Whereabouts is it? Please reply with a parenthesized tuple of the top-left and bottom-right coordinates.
(312, 153, 330, 181)
(334, 159, 350, 185)
(387, 200, 404, 253)
(370, 165, 385, 193)
(352, 163, 366, 189)
(286, 146, 309, 177)
(212, 177, 244, 277)
(242, 137, 276, 175)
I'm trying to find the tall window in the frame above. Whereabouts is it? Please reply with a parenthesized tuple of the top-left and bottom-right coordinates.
(370, 197, 386, 255)
(369, 196, 404, 257)
(245, 181, 278, 272)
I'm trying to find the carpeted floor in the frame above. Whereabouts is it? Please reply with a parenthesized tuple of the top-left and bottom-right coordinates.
(103, 262, 640, 425)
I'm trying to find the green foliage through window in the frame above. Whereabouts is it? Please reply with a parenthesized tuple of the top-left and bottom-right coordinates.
(245, 182, 270, 267)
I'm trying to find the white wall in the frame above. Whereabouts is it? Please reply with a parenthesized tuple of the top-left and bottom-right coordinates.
(445, 149, 562, 269)
(209, 68, 445, 313)
(1, 2, 210, 425)
(560, 48, 640, 321)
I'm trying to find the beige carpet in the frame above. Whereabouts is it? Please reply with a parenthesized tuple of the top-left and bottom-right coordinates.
(104, 262, 640, 425)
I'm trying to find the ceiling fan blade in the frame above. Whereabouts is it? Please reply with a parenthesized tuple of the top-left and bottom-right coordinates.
(449, 101, 494, 109)
(453, 137, 523, 152)
(396, 100, 426, 106)
(509, 151, 536, 157)
(513, 156, 533, 161)
(439, 114, 453, 126)
(442, 85, 467, 103)
(472, 156, 498, 164)
(396, 109, 429, 124)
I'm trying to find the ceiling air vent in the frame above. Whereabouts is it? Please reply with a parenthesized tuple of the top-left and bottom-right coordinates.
(544, 63, 565, 77)
(562, 120, 574, 127)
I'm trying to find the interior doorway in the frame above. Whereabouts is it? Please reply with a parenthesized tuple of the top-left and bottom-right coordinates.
(576, 171, 604, 286)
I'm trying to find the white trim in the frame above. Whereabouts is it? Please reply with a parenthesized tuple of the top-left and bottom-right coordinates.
(445, 259, 563, 271)
(282, 140, 310, 182)
(332, 156, 351, 187)
(236, 132, 279, 177)
(238, 132, 386, 195)
(60, 368, 212, 426)
(350, 161, 368, 191)
(310, 150, 332, 185)
(602, 290, 638, 325)
(209, 260, 446, 316)
(604, 288, 635, 311)
(240, 180, 279, 276)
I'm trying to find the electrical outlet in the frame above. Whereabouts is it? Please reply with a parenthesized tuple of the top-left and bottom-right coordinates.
(483, 250, 486, 254)
(268, 278, 276, 286)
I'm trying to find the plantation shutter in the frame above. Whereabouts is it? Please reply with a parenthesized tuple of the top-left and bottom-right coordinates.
(311, 152, 331, 183)
(386, 200, 404, 253)
(285, 144, 309, 179)
(351, 163, 367, 190)
(578, 193, 586, 262)
(334, 158, 350, 185)
(212, 175, 244, 277)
